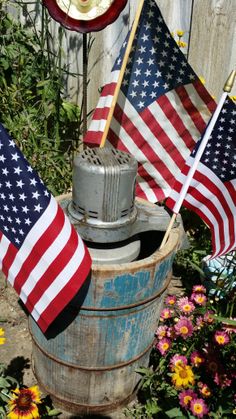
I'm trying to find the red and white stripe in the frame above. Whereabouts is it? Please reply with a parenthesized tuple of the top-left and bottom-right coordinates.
(85, 71, 216, 203)
(0, 196, 91, 332)
(167, 159, 236, 258)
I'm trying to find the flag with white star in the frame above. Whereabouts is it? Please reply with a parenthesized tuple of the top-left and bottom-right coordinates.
(0, 123, 91, 332)
(167, 97, 236, 258)
(84, 0, 216, 202)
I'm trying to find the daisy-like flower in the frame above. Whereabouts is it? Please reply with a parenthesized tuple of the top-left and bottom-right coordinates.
(175, 317, 194, 339)
(172, 363, 195, 388)
(177, 297, 195, 315)
(192, 285, 206, 294)
(190, 351, 205, 367)
(165, 295, 177, 306)
(0, 328, 6, 345)
(160, 308, 172, 320)
(156, 338, 171, 355)
(190, 398, 209, 418)
(155, 325, 168, 339)
(179, 389, 198, 409)
(191, 293, 207, 306)
(7, 386, 41, 419)
(169, 354, 188, 371)
(214, 330, 230, 345)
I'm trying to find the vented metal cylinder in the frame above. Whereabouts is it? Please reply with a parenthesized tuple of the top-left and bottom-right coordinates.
(69, 147, 138, 242)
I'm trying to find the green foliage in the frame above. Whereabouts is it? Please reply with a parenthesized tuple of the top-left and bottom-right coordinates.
(173, 209, 212, 289)
(0, 0, 82, 195)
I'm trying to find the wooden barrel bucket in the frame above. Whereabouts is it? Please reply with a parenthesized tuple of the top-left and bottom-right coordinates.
(29, 218, 180, 415)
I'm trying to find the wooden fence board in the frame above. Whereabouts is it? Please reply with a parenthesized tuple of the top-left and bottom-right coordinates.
(188, 0, 236, 99)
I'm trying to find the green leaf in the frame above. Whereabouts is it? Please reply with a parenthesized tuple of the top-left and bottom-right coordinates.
(0, 377, 11, 388)
(165, 407, 186, 418)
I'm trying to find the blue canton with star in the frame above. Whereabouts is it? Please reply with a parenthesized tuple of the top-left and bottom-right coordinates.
(193, 98, 236, 182)
(0, 123, 51, 248)
(113, 0, 197, 112)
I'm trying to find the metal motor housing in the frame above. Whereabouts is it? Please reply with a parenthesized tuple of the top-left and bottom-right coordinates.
(69, 147, 138, 243)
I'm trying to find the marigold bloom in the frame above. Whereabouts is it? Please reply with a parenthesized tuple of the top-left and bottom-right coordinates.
(165, 295, 177, 306)
(177, 297, 195, 314)
(190, 398, 209, 418)
(192, 285, 206, 294)
(179, 389, 198, 409)
(214, 330, 230, 345)
(172, 364, 195, 388)
(169, 354, 188, 370)
(191, 293, 207, 306)
(156, 338, 171, 355)
(0, 328, 6, 345)
(7, 386, 41, 419)
(190, 351, 205, 367)
(175, 317, 194, 339)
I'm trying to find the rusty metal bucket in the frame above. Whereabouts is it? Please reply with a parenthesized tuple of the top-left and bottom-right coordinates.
(29, 200, 180, 416)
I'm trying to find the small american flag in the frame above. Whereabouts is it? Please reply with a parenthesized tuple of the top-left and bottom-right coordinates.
(0, 123, 91, 332)
(166, 97, 236, 259)
(84, 0, 216, 203)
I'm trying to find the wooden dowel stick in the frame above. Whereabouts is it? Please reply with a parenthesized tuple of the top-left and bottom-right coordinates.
(159, 213, 177, 249)
(100, 0, 145, 148)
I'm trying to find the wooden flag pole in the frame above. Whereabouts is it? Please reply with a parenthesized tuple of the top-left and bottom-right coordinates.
(99, 0, 145, 148)
(159, 69, 236, 250)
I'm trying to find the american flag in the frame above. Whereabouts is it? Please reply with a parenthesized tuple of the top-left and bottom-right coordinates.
(0, 123, 92, 332)
(84, 0, 216, 203)
(166, 97, 236, 259)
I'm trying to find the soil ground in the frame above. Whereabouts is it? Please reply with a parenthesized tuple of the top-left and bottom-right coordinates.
(0, 272, 183, 418)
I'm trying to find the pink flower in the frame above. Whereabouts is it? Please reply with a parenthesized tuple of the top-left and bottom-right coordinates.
(214, 330, 230, 345)
(190, 398, 209, 418)
(223, 318, 236, 334)
(169, 354, 188, 370)
(156, 338, 171, 355)
(155, 325, 168, 339)
(192, 285, 206, 294)
(214, 372, 232, 388)
(165, 295, 177, 306)
(203, 310, 214, 324)
(177, 297, 195, 314)
(190, 351, 205, 367)
(191, 293, 207, 306)
(175, 317, 194, 339)
(179, 389, 197, 409)
(160, 308, 172, 320)
(195, 316, 204, 329)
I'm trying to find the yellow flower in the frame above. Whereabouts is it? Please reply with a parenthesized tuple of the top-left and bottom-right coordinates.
(177, 30, 184, 37)
(199, 76, 206, 85)
(177, 40, 187, 48)
(7, 386, 41, 419)
(0, 328, 6, 345)
(172, 364, 195, 388)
